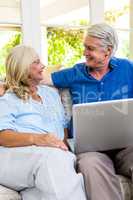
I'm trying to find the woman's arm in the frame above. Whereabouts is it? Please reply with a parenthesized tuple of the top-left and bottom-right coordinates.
(0, 130, 68, 150)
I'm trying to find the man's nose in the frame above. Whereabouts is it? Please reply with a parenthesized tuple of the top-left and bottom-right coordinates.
(83, 48, 89, 56)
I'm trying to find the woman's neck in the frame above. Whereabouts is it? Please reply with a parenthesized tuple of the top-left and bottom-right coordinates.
(28, 82, 42, 103)
(28, 79, 38, 93)
(29, 85, 38, 94)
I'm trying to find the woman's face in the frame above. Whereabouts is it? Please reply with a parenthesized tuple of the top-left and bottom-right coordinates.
(29, 58, 44, 83)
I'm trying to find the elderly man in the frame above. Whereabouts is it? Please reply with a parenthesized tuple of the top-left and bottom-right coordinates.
(41, 23, 133, 200)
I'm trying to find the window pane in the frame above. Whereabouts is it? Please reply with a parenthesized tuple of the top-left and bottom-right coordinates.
(0, 30, 22, 77)
(41, 0, 89, 67)
(47, 27, 84, 67)
(104, 0, 129, 29)
(115, 30, 129, 58)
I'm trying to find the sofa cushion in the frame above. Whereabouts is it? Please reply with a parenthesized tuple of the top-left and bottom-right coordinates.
(60, 89, 72, 122)
(118, 175, 133, 200)
(0, 185, 21, 200)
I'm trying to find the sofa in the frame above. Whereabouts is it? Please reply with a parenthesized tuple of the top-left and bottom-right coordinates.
(0, 176, 133, 200)
(0, 67, 133, 200)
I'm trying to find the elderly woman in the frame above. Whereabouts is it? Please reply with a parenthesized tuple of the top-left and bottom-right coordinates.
(0, 45, 86, 200)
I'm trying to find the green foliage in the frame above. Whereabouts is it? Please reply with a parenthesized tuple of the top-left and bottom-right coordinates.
(104, 4, 130, 58)
(0, 32, 21, 77)
(47, 27, 84, 67)
(120, 39, 130, 58)
(104, 5, 129, 25)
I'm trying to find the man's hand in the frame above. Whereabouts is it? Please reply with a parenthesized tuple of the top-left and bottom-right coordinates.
(0, 83, 5, 96)
(33, 133, 68, 151)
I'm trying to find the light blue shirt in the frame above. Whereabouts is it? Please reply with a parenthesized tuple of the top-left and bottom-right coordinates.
(0, 85, 67, 140)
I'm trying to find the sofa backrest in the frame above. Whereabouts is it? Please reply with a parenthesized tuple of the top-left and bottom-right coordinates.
(46, 65, 73, 127)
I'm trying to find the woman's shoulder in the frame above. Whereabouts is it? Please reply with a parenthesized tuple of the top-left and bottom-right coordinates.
(0, 92, 20, 115)
(0, 91, 20, 105)
(0, 91, 15, 99)
(38, 85, 59, 95)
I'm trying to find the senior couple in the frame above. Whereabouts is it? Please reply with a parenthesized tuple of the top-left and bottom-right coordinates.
(0, 23, 133, 200)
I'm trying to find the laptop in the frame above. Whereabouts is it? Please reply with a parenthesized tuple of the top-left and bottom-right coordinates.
(68, 98, 133, 154)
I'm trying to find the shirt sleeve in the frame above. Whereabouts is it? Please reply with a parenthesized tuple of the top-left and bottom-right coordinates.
(51, 67, 76, 88)
(0, 96, 17, 132)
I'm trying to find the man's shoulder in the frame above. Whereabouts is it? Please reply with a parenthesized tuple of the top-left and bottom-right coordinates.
(60, 62, 85, 72)
(112, 57, 133, 67)
(74, 62, 86, 69)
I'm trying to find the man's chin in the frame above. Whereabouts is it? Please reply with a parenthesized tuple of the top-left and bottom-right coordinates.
(85, 61, 94, 67)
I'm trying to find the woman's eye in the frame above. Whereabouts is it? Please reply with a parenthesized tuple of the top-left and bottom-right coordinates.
(33, 60, 40, 64)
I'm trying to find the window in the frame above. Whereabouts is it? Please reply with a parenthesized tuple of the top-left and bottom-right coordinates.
(0, 0, 21, 77)
(104, 0, 130, 58)
(40, 0, 90, 67)
(0, 28, 21, 77)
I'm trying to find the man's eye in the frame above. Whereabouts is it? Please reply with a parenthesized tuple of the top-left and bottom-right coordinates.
(84, 45, 95, 51)
(33, 60, 40, 64)
(85, 47, 94, 51)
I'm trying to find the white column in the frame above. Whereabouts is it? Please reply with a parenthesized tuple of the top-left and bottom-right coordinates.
(41, 26, 48, 65)
(89, 0, 104, 24)
(20, 0, 41, 57)
(129, 0, 133, 60)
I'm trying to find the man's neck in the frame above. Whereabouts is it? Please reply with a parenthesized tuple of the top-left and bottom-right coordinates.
(89, 65, 110, 80)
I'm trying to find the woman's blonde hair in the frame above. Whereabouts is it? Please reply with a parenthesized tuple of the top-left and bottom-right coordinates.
(5, 45, 39, 100)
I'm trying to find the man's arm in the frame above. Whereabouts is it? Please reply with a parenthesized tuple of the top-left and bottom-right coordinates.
(42, 66, 75, 88)
(41, 69, 53, 85)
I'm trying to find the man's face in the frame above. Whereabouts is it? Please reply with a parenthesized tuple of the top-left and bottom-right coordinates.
(83, 36, 110, 68)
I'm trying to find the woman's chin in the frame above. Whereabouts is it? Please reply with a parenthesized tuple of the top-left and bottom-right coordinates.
(36, 76, 44, 83)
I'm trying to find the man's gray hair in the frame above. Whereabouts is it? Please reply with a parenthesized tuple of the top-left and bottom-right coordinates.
(85, 23, 118, 57)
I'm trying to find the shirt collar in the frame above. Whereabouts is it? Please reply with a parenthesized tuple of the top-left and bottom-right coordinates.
(109, 57, 118, 68)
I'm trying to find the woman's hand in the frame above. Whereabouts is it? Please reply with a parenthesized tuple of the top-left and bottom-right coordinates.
(0, 83, 5, 96)
(33, 133, 68, 151)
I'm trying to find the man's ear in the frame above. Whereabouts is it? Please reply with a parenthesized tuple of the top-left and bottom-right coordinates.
(106, 46, 112, 57)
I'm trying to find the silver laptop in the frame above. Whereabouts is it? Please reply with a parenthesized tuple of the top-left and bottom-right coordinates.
(70, 98, 133, 154)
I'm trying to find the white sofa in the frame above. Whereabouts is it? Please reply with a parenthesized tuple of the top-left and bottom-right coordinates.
(0, 185, 21, 200)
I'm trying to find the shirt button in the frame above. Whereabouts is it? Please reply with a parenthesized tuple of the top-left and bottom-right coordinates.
(101, 82, 104, 85)
(98, 97, 101, 101)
